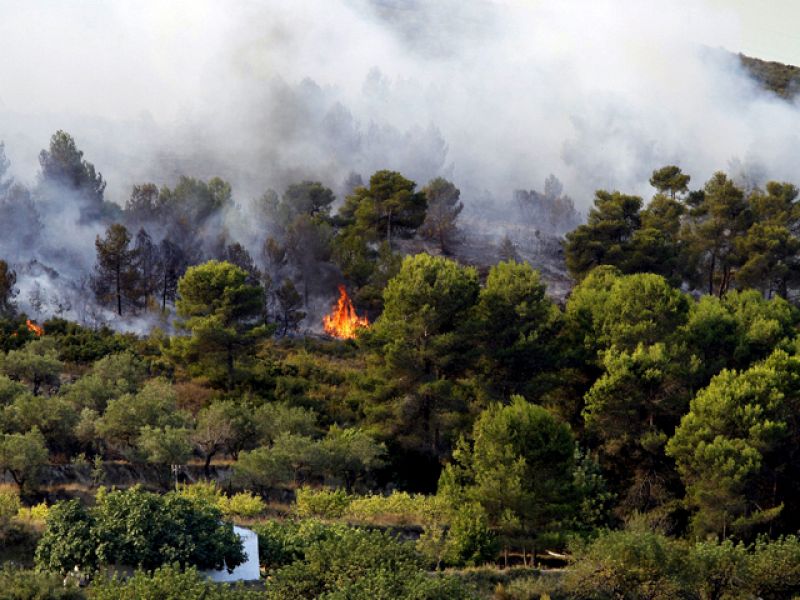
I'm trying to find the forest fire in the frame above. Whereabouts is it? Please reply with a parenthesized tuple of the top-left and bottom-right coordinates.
(323, 285, 369, 339)
(26, 319, 44, 336)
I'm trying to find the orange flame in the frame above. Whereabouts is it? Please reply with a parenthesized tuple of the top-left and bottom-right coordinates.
(26, 319, 44, 337)
(323, 285, 369, 339)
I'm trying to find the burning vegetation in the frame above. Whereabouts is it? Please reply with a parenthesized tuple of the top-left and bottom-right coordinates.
(26, 319, 44, 336)
(323, 285, 369, 339)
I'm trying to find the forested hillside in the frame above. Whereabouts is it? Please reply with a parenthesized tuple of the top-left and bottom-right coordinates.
(6, 135, 800, 596)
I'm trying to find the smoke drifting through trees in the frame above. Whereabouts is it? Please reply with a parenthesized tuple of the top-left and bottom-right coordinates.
(1, 1, 800, 328)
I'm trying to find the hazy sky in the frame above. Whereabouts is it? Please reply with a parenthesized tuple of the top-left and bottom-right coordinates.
(707, 0, 800, 64)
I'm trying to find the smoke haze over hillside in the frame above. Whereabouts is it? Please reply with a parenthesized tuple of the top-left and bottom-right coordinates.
(0, 0, 798, 208)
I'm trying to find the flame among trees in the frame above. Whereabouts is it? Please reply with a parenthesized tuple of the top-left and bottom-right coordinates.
(323, 285, 369, 339)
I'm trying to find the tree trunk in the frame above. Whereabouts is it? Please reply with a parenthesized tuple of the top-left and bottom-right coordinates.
(386, 208, 393, 248)
(708, 253, 716, 296)
(116, 266, 122, 316)
(226, 342, 235, 390)
(204, 450, 216, 479)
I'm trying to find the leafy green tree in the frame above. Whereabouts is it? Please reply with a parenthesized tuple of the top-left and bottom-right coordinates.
(583, 343, 686, 514)
(0, 338, 63, 395)
(0, 259, 16, 317)
(34, 499, 97, 574)
(317, 426, 385, 491)
(59, 351, 146, 412)
(564, 191, 643, 278)
(681, 290, 798, 386)
(36, 487, 244, 573)
(338, 170, 427, 247)
(138, 426, 193, 469)
(667, 350, 800, 538)
(474, 260, 561, 397)
(254, 401, 317, 445)
(279, 181, 336, 223)
(680, 171, 750, 296)
(0, 428, 48, 491)
(442, 397, 577, 552)
(96, 379, 187, 459)
(92, 223, 135, 316)
(233, 433, 317, 491)
(0, 374, 26, 404)
(193, 401, 241, 477)
(365, 254, 480, 457)
(2, 393, 78, 454)
(274, 278, 306, 336)
(600, 273, 690, 351)
(173, 261, 267, 389)
(419, 177, 463, 253)
(737, 181, 800, 297)
(38, 130, 109, 223)
(649, 165, 690, 199)
(265, 528, 469, 600)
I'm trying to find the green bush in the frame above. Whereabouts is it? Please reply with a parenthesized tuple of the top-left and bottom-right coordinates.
(88, 563, 260, 600)
(0, 565, 84, 599)
(35, 487, 244, 574)
(219, 491, 266, 518)
(252, 519, 350, 569)
(265, 528, 440, 599)
(294, 486, 351, 519)
(0, 489, 21, 536)
(746, 535, 800, 600)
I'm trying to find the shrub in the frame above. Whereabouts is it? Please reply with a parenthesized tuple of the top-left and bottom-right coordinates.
(747, 535, 800, 600)
(252, 519, 350, 569)
(219, 491, 266, 518)
(265, 528, 429, 599)
(0, 489, 21, 535)
(294, 487, 351, 519)
(17, 502, 49, 526)
(345, 491, 445, 526)
(35, 487, 244, 574)
(0, 565, 84, 600)
(89, 563, 260, 600)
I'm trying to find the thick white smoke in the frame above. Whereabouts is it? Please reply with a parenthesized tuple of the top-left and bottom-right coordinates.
(0, 0, 797, 205)
(0, 0, 799, 326)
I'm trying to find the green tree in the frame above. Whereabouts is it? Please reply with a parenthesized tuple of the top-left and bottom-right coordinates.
(474, 260, 561, 397)
(419, 177, 463, 253)
(192, 400, 247, 477)
(280, 181, 336, 223)
(0, 428, 49, 491)
(173, 261, 267, 389)
(649, 165, 690, 199)
(38, 130, 109, 223)
(139, 426, 193, 470)
(338, 170, 427, 247)
(667, 350, 800, 538)
(0, 259, 16, 317)
(92, 223, 135, 316)
(737, 181, 800, 298)
(34, 499, 97, 574)
(36, 487, 244, 573)
(583, 343, 687, 514)
(365, 254, 480, 457)
(274, 278, 305, 336)
(564, 190, 643, 278)
(442, 397, 577, 553)
(0, 338, 63, 395)
(317, 426, 385, 491)
(680, 171, 750, 296)
(96, 379, 187, 459)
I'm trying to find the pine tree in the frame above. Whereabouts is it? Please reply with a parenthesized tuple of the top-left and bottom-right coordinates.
(92, 224, 135, 316)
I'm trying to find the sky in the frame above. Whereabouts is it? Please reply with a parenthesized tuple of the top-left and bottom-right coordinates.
(0, 0, 799, 210)
(707, 0, 800, 65)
